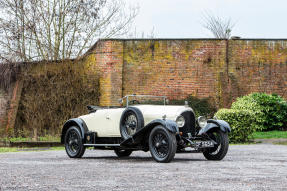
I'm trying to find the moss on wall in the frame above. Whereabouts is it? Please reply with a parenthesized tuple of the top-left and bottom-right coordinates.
(228, 40, 287, 104)
(122, 39, 227, 107)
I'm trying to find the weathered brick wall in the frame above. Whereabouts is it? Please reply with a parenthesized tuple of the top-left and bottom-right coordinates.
(1, 38, 287, 135)
(85, 40, 123, 106)
(0, 89, 9, 131)
(122, 40, 227, 106)
(91, 39, 287, 108)
(0, 83, 22, 135)
(226, 40, 287, 105)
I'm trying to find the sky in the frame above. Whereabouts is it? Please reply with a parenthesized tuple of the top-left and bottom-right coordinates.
(125, 0, 287, 39)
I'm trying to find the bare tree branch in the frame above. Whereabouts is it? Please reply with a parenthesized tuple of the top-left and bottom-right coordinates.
(0, 0, 138, 62)
(202, 12, 235, 39)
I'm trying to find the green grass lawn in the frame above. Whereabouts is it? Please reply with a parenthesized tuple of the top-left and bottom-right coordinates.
(275, 141, 287, 145)
(0, 135, 60, 142)
(0, 147, 64, 153)
(230, 142, 256, 145)
(251, 130, 287, 139)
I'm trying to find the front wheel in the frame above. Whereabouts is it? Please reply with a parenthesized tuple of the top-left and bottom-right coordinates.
(64, 126, 86, 158)
(203, 130, 229, 160)
(149, 125, 177, 163)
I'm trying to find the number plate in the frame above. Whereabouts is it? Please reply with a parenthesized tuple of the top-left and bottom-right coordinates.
(195, 141, 214, 148)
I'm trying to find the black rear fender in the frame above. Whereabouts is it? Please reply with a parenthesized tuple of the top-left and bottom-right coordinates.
(61, 118, 88, 144)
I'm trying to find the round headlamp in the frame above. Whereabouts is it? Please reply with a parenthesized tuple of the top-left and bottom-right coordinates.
(197, 116, 207, 128)
(176, 115, 185, 128)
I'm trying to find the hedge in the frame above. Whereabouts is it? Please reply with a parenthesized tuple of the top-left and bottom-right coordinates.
(231, 93, 287, 131)
(215, 109, 256, 143)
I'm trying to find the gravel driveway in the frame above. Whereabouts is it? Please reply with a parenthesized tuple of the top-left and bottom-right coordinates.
(0, 144, 287, 191)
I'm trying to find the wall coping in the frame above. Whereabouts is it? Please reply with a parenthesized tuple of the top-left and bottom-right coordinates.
(98, 38, 287, 41)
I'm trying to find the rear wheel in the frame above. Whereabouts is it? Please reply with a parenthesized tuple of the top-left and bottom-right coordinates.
(203, 130, 229, 160)
(64, 126, 86, 158)
(114, 149, 133, 157)
(149, 125, 177, 163)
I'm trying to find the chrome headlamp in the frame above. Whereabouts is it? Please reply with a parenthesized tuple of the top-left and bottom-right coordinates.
(197, 116, 207, 128)
(176, 115, 185, 128)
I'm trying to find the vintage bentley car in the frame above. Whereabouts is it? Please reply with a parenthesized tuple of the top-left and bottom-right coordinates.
(61, 95, 231, 163)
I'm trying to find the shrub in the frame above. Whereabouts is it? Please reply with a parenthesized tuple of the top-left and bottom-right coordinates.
(185, 96, 217, 117)
(215, 109, 256, 143)
(231, 93, 287, 131)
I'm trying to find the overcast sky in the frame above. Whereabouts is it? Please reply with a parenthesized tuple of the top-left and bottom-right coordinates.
(125, 0, 287, 39)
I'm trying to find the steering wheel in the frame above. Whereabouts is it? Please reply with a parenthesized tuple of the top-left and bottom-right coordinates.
(129, 100, 140, 105)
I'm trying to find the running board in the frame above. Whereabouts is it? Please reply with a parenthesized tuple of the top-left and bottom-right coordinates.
(83, 144, 120, 147)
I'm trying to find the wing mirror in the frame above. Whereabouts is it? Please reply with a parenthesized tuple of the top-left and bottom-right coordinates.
(118, 99, 123, 104)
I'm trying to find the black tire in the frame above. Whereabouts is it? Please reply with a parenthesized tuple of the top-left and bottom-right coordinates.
(203, 130, 229, 160)
(64, 126, 86, 158)
(120, 107, 144, 139)
(114, 149, 133, 157)
(149, 125, 177, 163)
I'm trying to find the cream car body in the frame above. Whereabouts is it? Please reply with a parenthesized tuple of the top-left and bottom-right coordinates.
(61, 94, 231, 163)
(79, 105, 193, 137)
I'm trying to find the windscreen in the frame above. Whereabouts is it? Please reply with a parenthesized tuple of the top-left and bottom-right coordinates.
(122, 95, 167, 106)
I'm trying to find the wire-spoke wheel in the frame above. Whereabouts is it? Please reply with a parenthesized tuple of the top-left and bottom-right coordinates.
(203, 130, 229, 160)
(120, 107, 144, 139)
(64, 126, 86, 158)
(124, 112, 138, 136)
(149, 125, 177, 163)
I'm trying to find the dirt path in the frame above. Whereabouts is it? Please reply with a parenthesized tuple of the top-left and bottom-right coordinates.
(0, 144, 287, 191)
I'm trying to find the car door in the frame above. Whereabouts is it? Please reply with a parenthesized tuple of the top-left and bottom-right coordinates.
(80, 109, 110, 137)
(103, 108, 125, 137)
(80, 108, 125, 137)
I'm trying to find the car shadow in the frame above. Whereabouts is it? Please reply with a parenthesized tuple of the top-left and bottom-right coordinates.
(81, 156, 206, 162)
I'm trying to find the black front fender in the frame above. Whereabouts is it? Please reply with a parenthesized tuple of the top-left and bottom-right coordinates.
(145, 119, 179, 134)
(198, 119, 231, 136)
(61, 118, 88, 144)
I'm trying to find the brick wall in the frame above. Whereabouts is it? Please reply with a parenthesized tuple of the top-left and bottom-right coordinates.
(0, 82, 21, 135)
(85, 40, 124, 106)
(122, 40, 227, 106)
(91, 39, 287, 108)
(0, 89, 9, 130)
(1, 38, 287, 133)
(226, 40, 287, 105)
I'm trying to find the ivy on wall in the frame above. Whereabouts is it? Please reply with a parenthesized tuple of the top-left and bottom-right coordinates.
(13, 61, 99, 139)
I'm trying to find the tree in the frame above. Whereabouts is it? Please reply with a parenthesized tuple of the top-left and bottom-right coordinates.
(0, 0, 138, 62)
(202, 13, 235, 39)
